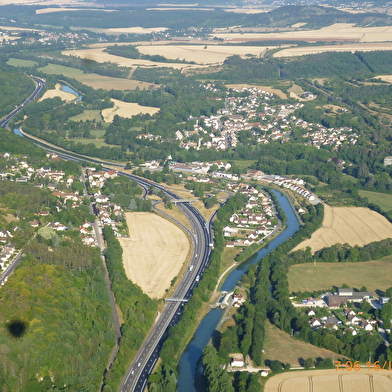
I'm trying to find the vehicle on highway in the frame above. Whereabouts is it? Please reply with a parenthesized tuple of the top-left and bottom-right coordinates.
(189, 265, 193, 271)
(195, 275, 200, 282)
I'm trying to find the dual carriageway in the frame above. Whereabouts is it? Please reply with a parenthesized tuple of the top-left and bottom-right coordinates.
(1, 75, 214, 392)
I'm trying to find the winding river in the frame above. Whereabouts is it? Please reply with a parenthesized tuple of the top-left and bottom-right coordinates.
(177, 189, 300, 391)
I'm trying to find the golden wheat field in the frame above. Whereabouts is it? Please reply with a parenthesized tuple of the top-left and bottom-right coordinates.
(212, 23, 392, 43)
(38, 83, 78, 102)
(62, 47, 205, 69)
(274, 42, 392, 57)
(293, 205, 392, 253)
(137, 44, 274, 64)
(264, 369, 392, 392)
(101, 98, 160, 123)
(119, 212, 190, 299)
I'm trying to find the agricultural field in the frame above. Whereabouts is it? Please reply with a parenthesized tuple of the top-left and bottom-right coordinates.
(39, 83, 78, 102)
(212, 23, 392, 43)
(288, 256, 392, 293)
(274, 42, 392, 58)
(37, 63, 158, 90)
(69, 110, 103, 122)
(62, 47, 205, 70)
(136, 45, 275, 65)
(358, 190, 392, 212)
(101, 98, 160, 123)
(6, 58, 38, 67)
(292, 205, 392, 253)
(265, 368, 392, 392)
(376, 75, 392, 83)
(119, 212, 190, 299)
(263, 322, 340, 367)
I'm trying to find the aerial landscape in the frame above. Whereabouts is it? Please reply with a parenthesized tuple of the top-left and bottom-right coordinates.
(1, 0, 392, 391)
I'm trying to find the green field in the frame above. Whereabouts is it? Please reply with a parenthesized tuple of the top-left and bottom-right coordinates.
(263, 321, 341, 367)
(69, 110, 103, 122)
(7, 58, 38, 67)
(68, 138, 110, 148)
(358, 189, 392, 212)
(222, 159, 256, 170)
(288, 256, 392, 294)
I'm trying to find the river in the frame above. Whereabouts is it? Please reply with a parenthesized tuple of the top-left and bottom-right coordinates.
(61, 84, 82, 102)
(176, 189, 300, 392)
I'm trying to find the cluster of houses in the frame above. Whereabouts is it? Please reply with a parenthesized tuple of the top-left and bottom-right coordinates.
(296, 120, 358, 149)
(172, 83, 360, 154)
(270, 176, 317, 202)
(307, 306, 376, 335)
(93, 202, 124, 237)
(84, 168, 126, 237)
(0, 152, 65, 184)
(0, 240, 15, 271)
(224, 184, 278, 247)
(86, 168, 117, 189)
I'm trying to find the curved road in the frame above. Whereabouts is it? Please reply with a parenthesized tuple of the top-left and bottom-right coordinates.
(117, 173, 212, 392)
(3, 79, 214, 392)
(0, 75, 45, 129)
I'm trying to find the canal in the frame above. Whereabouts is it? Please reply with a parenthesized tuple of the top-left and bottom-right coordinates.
(177, 189, 300, 391)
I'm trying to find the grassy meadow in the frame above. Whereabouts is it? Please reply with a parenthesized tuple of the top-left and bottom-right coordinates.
(69, 110, 103, 122)
(37, 63, 156, 90)
(263, 321, 341, 367)
(358, 189, 392, 212)
(288, 256, 392, 294)
(7, 58, 38, 67)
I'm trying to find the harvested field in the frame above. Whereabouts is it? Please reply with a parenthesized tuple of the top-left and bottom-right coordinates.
(36, 7, 116, 14)
(264, 369, 392, 392)
(119, 212, 190, 299)
(288, 257, 392, 293)
(213, 23, 392, 44)
(264, 322, 340, 367)
(62, 48, 206, 69)
(107, 27, 168, 34)
(274, 42, 392, 57)
(39, 83, 78, 102)
(101, 98, 160, 123)
(153, 203, 192, 232)
(38, 63, 157, 90)
(292, 205, 392, 254)
(223, 8, 270, 13)
(376, 75, 392, 83)
(137, 44, 274, 65)
(225, 84, 287, 99)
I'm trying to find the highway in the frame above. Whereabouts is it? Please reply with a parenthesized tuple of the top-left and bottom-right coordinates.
(117, 173, 212, 392)
(2, 79, 214, 392)
(0, 75, 46, 129)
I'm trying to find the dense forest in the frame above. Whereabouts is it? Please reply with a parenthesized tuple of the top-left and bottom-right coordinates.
(0, 64, 35, 118)
(0, 223, 115, 391)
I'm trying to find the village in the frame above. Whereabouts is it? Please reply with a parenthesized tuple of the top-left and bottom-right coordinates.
(0, 152, 127, 273)
(293, 287, 390, 336)
(174, 85, 358, 152)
